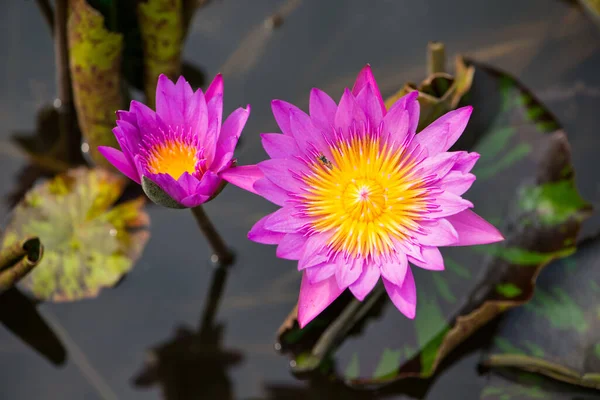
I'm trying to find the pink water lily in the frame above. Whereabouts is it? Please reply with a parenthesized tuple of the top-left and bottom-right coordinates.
(222, 65, 504, 327)
(99, 74, 250, 208)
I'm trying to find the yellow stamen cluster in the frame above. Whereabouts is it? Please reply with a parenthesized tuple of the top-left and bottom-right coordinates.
(301, 135, 428, 259)
(146, 140, 197, 179)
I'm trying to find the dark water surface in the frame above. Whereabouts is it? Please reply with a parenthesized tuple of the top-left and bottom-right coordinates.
(1, 1, 599, 399)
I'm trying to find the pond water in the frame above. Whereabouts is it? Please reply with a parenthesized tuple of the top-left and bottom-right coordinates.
(1, 0, 600, 399)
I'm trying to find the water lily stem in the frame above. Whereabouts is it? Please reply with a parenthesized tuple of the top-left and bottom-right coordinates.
(36, 0, 54, 35)
(198, 262, 229, 334)
(427, 41, 446, 75)
(0, 238, 43, 294)
(311, 283, 386, 362)
(54, 0, 79, 164)
(191, 205, 234, 267)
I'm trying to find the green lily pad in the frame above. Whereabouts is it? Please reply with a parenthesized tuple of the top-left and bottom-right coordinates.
(1, 167, 150, 302)
(68, 0, 125, 169)
(137, 0, 184, 107)
(481, 233, 600, 391)
(275, 61, 592, 386)
(480, 369, 600, 400)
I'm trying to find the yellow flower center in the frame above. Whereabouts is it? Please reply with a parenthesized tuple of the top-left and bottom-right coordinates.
(301, 135, 429, 259)
(146, 140, 198, 179)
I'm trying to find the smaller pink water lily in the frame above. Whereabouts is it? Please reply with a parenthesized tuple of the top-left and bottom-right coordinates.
(99, 74, 250, 208)
(222, 65, 504, 328)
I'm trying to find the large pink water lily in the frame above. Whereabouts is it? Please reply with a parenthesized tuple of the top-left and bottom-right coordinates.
(99, 74, 250, 208)
(222, 65, 504, 327)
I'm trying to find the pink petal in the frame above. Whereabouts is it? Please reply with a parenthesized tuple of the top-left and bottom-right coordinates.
(418, 152, 459, 180)
(453, 152, 480, 173)
(305, 262, 337, 284)
(309, 88, 337, 133)
(179, 192, 210, 207)
(179, 171, 221, 206)
(177, 171, 202, 194)
(446, 209, 504, 246)
(409, 246, 445, 271)
(440, 171, 476, 195)
(188, 88, 209, 144)
(114, 119, 141, 154)
(220, 165, 263, 195)
(264, 206, 307, 233)
(271, 100, 303, 137)
(335, 88, 367, 132)
(382, 267, 417, 319)
(253, 178, 289, 206)
(205, 74, 224, 104)
(288, 108, 331, 158)
(415, 106, 473, 155)
(349, 263, 381, 301)
(155, 74, 191, 127)
(335, 257, 363, 290)
(391, 90, 420, 135)
(380, 252, 408, 287)
(351, 65, 386, 118)
(130, 100, 158, 136)
(248, 214, 286, 245)
(258, 158, 306, 193)
(356, 83, 384, 128)
(298, 233, 331, 270)
(261, 133, 299, 159)
(212, 105, 250, 171)
(297, 273, 345, 328)
(97, 146, 140, 184)
(414, 219, 459, 247)
(382, 107, 409, 147)
(276, 233, 306, 260)
(429, 191, 473, 218)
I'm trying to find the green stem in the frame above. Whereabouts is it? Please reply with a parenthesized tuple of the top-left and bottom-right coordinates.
(427, 41, 446, 75)
(292, 283, 386, 373)
(190, 205, 234, 267)
(0, 238, 43, 293)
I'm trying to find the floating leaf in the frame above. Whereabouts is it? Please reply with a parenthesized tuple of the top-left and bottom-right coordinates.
(480, 369, 600, 399)
(384, 43, 475, 131)
(137, 0, 184, 107)
(0, 237, 43, 294)
(276, 61, 592, 386)
(67, 0, 125, 168)
(482, 234, 600, 391)
(1, 167, 150, 301)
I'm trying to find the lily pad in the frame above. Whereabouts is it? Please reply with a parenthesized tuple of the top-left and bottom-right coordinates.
(481, 233, 600, 391)
(1, 167, 150, 302)
(67, 0, 125, 168)
(480, 369, 600, 400)
(137, 0, 184, 107)
(275, 61, 592, 386)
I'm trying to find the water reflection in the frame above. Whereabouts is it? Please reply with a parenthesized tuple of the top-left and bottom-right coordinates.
(132, 264, 243, 399)
(0, 288, 65, 365)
